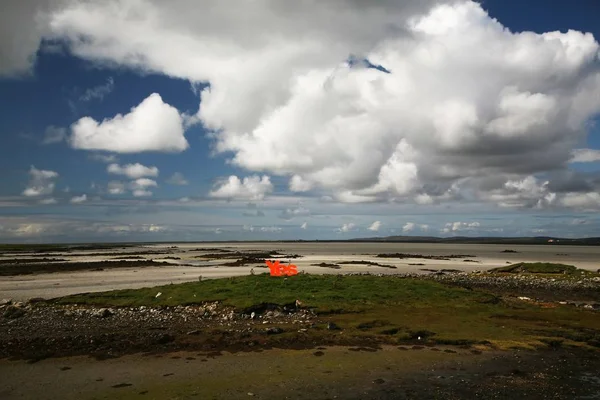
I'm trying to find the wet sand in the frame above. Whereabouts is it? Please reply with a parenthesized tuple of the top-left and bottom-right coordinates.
(2, 346, 599, 400)
(1, 242, 598, 301)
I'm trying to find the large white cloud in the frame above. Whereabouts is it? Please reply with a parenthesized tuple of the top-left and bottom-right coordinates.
(70, 93, 188, 153)
(6, 0, 600, 210)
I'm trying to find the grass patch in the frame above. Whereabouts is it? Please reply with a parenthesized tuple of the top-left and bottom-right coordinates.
(55, 274, 491, 311)
(52, 274, 600, 350)
(489, 262, 578, 274)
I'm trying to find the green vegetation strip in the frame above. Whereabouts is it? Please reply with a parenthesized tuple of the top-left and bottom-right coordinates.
(489, 262, 579, 274)
(54, 274, 492, 309)
(54, 274, 600, 350)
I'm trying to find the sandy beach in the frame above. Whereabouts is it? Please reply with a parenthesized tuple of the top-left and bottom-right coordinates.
(1, 242, 598, 301)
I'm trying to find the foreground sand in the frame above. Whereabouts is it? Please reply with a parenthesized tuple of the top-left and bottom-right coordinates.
(1, 346, 599, 400)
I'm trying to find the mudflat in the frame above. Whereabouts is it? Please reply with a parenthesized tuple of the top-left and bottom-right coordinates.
(2, 346, 599, 400)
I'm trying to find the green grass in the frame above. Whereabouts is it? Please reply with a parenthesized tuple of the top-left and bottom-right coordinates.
(55, 274, 493, 311)
(53, 274, 600, 350)
(489, 262, 579, 274)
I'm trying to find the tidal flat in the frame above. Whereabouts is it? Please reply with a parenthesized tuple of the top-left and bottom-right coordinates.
(1, 242, 599, 301)
(0, 242, 599, 399)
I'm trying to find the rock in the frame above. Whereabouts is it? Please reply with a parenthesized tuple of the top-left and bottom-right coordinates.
(187, 330, 200, 335)
(266, 327, 284, 335)
(0, 298, 12, 306)
(155, 292, 162, 298)
(250, 312, 256, 319)
(373, 378, 385, 384)
(247, 393, 255, 396)
(517, 296, 531, 301)
(28, 297, 45, 304)
(93, 308, 113, 318)
(327, 322, 341, 330)
(3, 305, 26, 319)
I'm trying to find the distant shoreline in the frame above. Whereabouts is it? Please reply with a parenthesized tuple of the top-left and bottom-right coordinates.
(1, 236, 600, 247)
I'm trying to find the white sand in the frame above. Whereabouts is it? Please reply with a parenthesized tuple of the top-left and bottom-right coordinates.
(1, 242, 598, 301)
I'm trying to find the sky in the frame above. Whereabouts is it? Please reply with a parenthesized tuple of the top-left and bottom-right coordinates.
(0, 0, 600, 243)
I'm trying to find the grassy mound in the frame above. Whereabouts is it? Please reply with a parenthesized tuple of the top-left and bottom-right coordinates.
(54, 274, 492, 310)
(53, 274, 600, 350)
(489, 262, 578, 274)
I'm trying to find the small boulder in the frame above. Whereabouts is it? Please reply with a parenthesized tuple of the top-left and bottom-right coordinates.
(0, 299, 12, 306)
(266, 327, 284, 335)
(93, 308, 113, 318)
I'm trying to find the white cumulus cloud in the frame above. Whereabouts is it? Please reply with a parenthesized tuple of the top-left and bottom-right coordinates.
(70, 194, 87, 204)
(210, 175, 273, 201)
(22, 166, 58, 197)
(39, 198, 57, 205)
(70, 93, 188, 153)
(107, 163, 159, 179)
(129, 178, 158, 197)
(4, 0, 600, 210)
(337, 223, 356, 233)
(107, 181, 125, 195)
(368, 221, 382, 231)
(442, 221, 481, 233)
(402, 222, 416, 233)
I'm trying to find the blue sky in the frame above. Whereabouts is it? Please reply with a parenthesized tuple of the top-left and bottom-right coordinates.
(0, 0, 599, 242)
